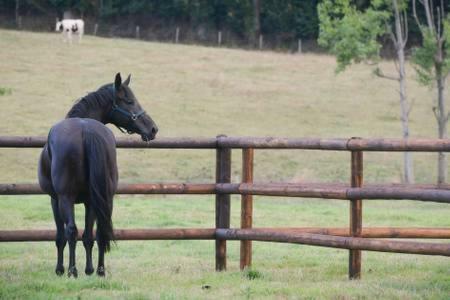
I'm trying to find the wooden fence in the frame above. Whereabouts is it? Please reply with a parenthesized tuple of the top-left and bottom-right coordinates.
(1, 135, 450, 279)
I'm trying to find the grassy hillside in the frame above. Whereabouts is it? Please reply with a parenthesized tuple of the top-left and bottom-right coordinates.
(0, 29, 449, 299)
(0, 28, 445, 184)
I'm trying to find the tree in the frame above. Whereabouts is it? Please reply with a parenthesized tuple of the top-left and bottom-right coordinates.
(318, 0, 415, 183)
(412, 0, 450, 184)
(380, 0, 414, 184)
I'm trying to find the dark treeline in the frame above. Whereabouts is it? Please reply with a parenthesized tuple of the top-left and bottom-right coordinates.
(0, 1, 440, 52)
(0, 0, 319, 50)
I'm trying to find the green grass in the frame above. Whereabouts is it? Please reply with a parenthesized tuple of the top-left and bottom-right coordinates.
(0, 29, 449, 299)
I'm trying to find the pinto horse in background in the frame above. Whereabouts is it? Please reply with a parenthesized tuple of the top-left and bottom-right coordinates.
(38, 73, 158, 277)
(56, 19, 84, 43)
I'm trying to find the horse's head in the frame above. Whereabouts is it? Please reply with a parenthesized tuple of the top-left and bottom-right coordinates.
(108, 73, 158, 142)
(55, 20, 62, 32)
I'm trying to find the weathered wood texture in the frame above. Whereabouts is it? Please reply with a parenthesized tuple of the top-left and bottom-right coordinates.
(2, 182, 450, 203)
(0, 228, 216, 241)
(216, 229, 450, 256)
(2, 227, 450, 242)
(240, 148, 254, 270)
(1, 135, 450, 276)
(215, 135, 231, 271)
(2, 136, 450, 151)
(349, 149, 363, 279)
(0, 183, 216, 195)
(251, 227, 450, 239)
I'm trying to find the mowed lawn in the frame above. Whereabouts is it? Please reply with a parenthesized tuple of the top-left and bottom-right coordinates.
(0, 29, 449, 299)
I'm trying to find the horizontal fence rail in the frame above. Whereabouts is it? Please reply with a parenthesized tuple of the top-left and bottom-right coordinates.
(1, 135, 449, 280)
(216, 229, 450, 257)
(2, 135, 450, 151)
(2, 227, 450, 242)
(2, 182, 450, 203)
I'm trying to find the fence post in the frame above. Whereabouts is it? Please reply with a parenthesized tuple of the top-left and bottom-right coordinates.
(94, 23, 98, 36)
(135, 26, 140, 39)
(218, 31, 222, 46)
(240, 148, 254, 270)
(216, 135, 231, 271)
(175, 27, 180, 44)
(349, 140, 363, 279)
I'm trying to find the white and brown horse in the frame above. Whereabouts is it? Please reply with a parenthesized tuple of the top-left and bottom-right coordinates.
(56, 19, 84, 43)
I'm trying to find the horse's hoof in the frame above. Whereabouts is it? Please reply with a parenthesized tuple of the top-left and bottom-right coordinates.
(55, 266, 64, 276)
(85, 267, 94, 275)
(97, 266, 105, 277)
(68, 266, 78, 278)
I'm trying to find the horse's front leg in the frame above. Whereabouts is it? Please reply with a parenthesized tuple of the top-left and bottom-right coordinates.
(67, 31, 73, 45)
(51, 197, 66, 276)
(83, 203, 95, 275)
(58, 195, 78, 278)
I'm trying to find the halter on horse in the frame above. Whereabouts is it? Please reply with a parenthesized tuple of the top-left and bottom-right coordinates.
(38, 73, 158, 277)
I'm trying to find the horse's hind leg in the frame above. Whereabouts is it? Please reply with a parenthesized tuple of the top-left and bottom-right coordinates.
(51, 197, 66, 276)
(58, 195, 78, 278)
(83, 203, 95, 275)
(96, 227, 106, 277)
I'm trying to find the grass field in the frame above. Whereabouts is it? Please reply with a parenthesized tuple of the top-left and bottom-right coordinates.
(0, 29, 449, 299)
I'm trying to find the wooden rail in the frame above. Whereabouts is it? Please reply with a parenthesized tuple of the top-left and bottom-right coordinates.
(216, 229, 450, 257)
(2, 227, 450, 242)
(2, 136, 450, 151)
(2, 183, 450, 203)
(0, 135, 449, 279)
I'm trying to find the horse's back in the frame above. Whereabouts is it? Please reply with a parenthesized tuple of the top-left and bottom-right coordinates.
(62, 19, 84, 33)
(39, 118, 117, 198)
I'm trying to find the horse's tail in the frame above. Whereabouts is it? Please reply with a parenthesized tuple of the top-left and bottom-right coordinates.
(83, 129, 115, 252)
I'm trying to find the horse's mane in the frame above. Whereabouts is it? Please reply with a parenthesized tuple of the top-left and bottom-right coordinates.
(66, 84, 112, 118)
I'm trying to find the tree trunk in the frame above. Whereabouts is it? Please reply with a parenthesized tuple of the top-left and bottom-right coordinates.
(393, 0, 414, 183)
(398, 53, 414, 183)
(252, 0, 261, 48)
(414, 0, 448, 184)
(437, 72, 447, 184)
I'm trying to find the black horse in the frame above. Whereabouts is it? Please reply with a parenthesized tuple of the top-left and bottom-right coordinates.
(38, 73, 158, 277)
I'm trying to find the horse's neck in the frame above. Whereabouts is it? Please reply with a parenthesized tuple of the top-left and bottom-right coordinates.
(74, 109, 106, 123)
(66, 92, 112, 124)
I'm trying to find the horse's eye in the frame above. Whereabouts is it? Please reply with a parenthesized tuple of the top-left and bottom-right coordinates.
(117, 96, 133, 104)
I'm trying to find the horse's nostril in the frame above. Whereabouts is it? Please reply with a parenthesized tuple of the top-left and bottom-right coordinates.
(152, 127, 158, 134)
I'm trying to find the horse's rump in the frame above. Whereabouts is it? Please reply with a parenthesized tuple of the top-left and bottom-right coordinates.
(43, 118, 118, 248)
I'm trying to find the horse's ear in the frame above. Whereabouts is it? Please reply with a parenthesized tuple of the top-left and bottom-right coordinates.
(114, 73, 122, 91)
(123, 74, 131, 86)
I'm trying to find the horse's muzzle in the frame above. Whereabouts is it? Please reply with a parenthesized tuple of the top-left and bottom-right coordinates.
(140, 125, 158, 142)
(141, 132, 156, 142)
